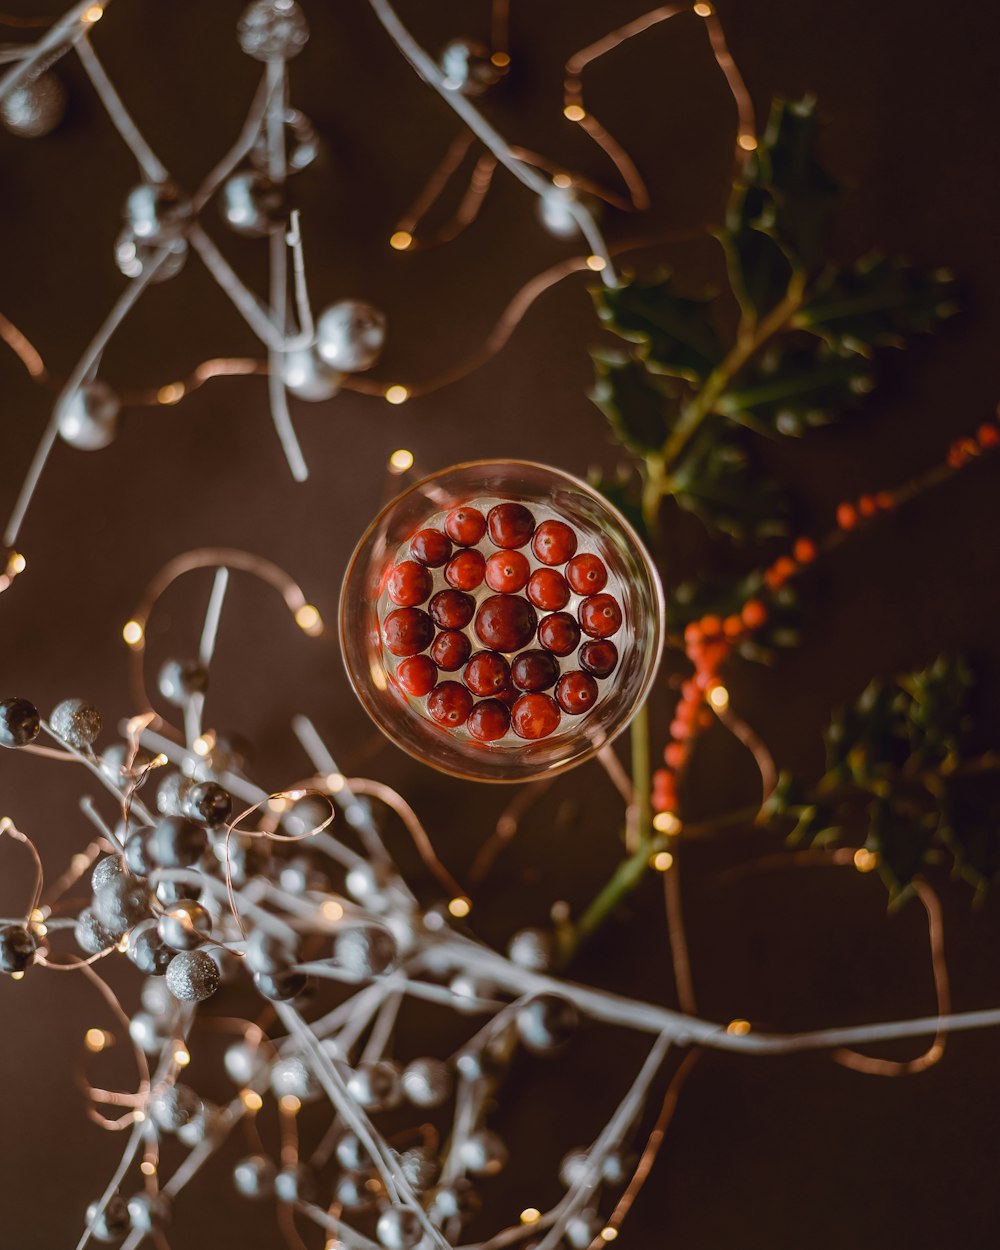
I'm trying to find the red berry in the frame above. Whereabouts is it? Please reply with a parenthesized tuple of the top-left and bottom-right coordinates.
(396, 654, 437, 697)
(474, 595, 537, 653)
(426, 682, 473, 728)
(511, 649, 559, 693)
(555, 671, 599, 715)
(410, 528, 452, 567)
(579, 593, 622, 639)
(487, 502, 535, 549)
(493, 683, 520, 709)
(383, 608, 434, 657)
(468, 699, 511, 742)
(537, 612, 581, 657)
(531, 519, 578, 566)
(485, 550, 531, 594)
(566, 553, 608, 595)
(526, 568, 571, 612)
(511, 693, 561, 740)
(445, 549, 486, 591)
(464, 651, 510, 697)
(444, 506, 487, 546)
(431, 630, 472, 671)
(387, 560, 433, 607)
(429, 589, 475, 630)
(579, 640, 617, 678)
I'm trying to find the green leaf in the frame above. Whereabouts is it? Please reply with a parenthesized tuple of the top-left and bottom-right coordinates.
(589, 353, 676, 456)
(867, 798, 937, 897)
(593, 273, 724, 383)
(721, 183, 795, 320)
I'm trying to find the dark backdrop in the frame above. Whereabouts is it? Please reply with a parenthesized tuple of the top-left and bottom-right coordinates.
(2, 2, 1000, 1247)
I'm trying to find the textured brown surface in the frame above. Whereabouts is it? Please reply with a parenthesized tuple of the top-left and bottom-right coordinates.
(2, 1, 1000, 1246)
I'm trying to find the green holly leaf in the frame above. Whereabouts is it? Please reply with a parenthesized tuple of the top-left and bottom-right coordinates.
(825, 678, 907, 784)
(900, 654, 974, 768)
(721, 182, 796, 320)
(867, 798, 938, 898)
(593, 273, 724, 383)
(590, 353, 676, 456)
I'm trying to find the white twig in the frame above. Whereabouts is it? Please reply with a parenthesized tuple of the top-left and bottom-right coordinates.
(75, 36, 168, 182)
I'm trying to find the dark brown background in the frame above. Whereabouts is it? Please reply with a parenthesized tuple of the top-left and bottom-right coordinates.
(2, 1, 1000, 1246)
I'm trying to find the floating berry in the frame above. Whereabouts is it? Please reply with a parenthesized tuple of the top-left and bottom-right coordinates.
(511, 650, 559, 693)
(579, 593, 622, 639)
(475, 595, 537, 653)
(487, 502, 535, 549)
(579, 640, 617, 678)
(429, 589, 476, 630)
(485, 550, 531, 594)
(555, 671, 599, 715)
(468, 699, 511, 742)
(444, 506, 487, 547)
(445, 549, 486, 592)
(426, 682, 473, 728)
(511, 693, 561, 740)
(537, 612, 581, 657)
(431, 630, 472, 672)
(383, 608, 434, 657)
(396, 655, 437, 696)
(527, 568, 571, 612)
(531, 519, 578, 566)
(566, 553, 608, 595)
(464, 651, 511, 697)
(387, 560, 433, 607)
(741, 599, 767, 629)
(410, 528, 452, 567)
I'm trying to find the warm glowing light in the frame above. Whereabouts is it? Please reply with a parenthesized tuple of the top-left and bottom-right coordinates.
(295, 603, 323, 635)
(133, 1110, 146, 1123)
(7, 552, 26, 574)
(10, 971, 24, 981)
(173, 1045, 191, 1067)
(117, 936, 130, 953)
(157, 382, 185, 405)
(693, 2, 713, 15)
(140, 1160, 157, 1177)
(552, 173, 573, 189)
(85, 1028, 109, 1053)
(268, 796, 288, 813)
(33, 923, 48, 937)
(71, 852, 90, 874)
(279, 1094, 302, 1114)
(83, 4, 104, 21)
(737, 133, 758, 151)
(385, 385, 409, 405)
(448, 896, 472, 918)
(727, 1018, 751, 1036)
(388, 448, 414, 474)
(563, 104, 586, 122)
(193, 733, 213, 757)
(653, 811, 681, 835)
(321, 900, 345, 922)
(601, 1230, 619, 1243)
(491, 51, 511, 68)
(651, 851, 674, 872)
(389, 230, 413, 251)
(0, 816, 12, 833)
(150, 752, 168, 768)
(241, 1089, 263, 1112)
(586, 254, 607, 272)
(29, 908, 44, 924)
(520, 1208, 541, 1225)
(853, 847, 879, 873)
(326, 772, 345, 793)
(708, 684, 730, 711)
(122, 619, 144, 646)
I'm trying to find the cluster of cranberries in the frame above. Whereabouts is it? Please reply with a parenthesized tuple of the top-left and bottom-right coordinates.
(380, 501, 624, 742)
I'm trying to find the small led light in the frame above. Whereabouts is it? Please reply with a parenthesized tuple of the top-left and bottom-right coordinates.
(133, 1110, 146, 1123)
(83, 4, 104, 21)
(34, 923, 48, 937)
(122, 619, 144, 646)
(563, 104, 586, 122)
(279, 1094, 302, 1114)
(708, 684, 730, 711)
(7, 552, 26, 575)
(85, 1028, 109, 1053)
(727, 1018, 751, 1036)
(491, 51, 511, 68)
(586, 254, 607, 272)
(157, 382, 185, 405)
(853, 847, 879, 873)
(193, 733, 213, 757)
(552, 173, 573, 189)
(326, 772, 345, 793)
(321, 900, 345, 922)
(385, 385, 409, 405)
(150, 752, 168, 768)
(448, 897, 471, 918)
(29, 908, 44, 924)
(737, 133, 758, 151)
(173, 1046, 191, 1067)
(0, 816, 13, 833)
(389, 230, 413, 251)
(10, 971, 24, 981)
(295, 603, 323, 635)
(241, 1089, 263, 1112)
(520, 1208, 541, 1225)
(651, 851, 674, 872)
(268, 796, 288, 813)
(140, 1160, 157, 1177)
(600, 1230, 619, 1243)
(388, 448, 414, 474)
(693, 1, 713, 15)
(652, 811, 681, 835)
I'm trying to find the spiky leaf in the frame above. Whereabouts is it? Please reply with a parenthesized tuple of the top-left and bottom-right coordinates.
(590, 353, 675, 456)
(593, 273, 723, 383)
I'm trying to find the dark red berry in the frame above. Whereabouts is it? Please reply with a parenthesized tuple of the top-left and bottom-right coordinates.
(566, 553, 608, 595)
(531, 519, 578, 566)
(474, 595, 537, 653)
(511, 693, 561, 740)
(527, 568, 571, 612)
(485, 550, 530, 594)
(494, 683, 520, 709)
(431, 630, 472, 671)
(444, 506, 487, 547)
(445, 549, 486, 592)
(410, 528, 452, 567)
(387, 560, 433, 607)
(429, 589, 476, 630)
(396, 654, 437, 696)
(464, 651, 511, 697)
(537, 612, 581, 657)
(579, 640, 618, 678)
(579, 593, 622, 639)
(426, 682, 473, 728)
(468, 699, 511, 742)
(383, 608, 434, 657)
(487, 502, 535, 549)
(511, 649, 560, 693)
(555, 671, 600, 715)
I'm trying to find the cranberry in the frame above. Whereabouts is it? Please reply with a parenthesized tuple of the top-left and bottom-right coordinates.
(468, 699, 511, 742)
(579, 593, 623, 639)
(485, 550, 531, 594)
(566, 553, 608, 595)
(383, 607, 434, 657)
(426, 682, 473, 728)
(445, 548, 486, 592)
(555, 670, 600, 715)
(464, 651, 511, 697)
(387, 559, 433, 607)
(579, 639, 618, 678)
(474, 595, 537, 653)
(537, 612, 581, 657)
(511, 649, 560, 693)
(444, 505, 487, 547)
(487, 502, 535, 549)
(431, 630, 472, 671)
(410, 528, 452, 567)
(494, 684, 520, 709)
(429, 589, 476, 630)
(527, 568, 571, 612)
(396, 654, 438, 696)
(531, 519, 578, 566)
(511, 693, 561, 740)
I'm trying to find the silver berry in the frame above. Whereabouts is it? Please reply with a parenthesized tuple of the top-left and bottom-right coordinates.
(315, 300, 386, 373)
(376, 1205, 423, 1250)
(57, 384, 120, 451)
(50, 697, 102, 748)
(401, 1057, 451, 1108)
(0, 71, 66, 137)
(334, 923, 397, 978)
(237, 0, 309, 60)
(165, 949, 221, 1002)
(233, 1153, 276, 1199)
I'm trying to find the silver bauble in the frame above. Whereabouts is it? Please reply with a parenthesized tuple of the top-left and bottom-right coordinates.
(559, 1148, 591, 1189)
(149, 1083, 201, 1132)
(158, 900, 211, 951)
(281, 346, 342, 401)
(57, 383, 121, 451)
(219, 170, 285, 237)
(516, 992, 578, 1054)
(507, 926, 554, 972)
(440, 38, 501, 96)
(315, 300, 386, 373)
(334, 923, 397, 978)
(85, 1194, 130, 1244)
(270, 1055, 319, 1102)
(458, 1128, 507, 1177)
(376, 1206, 423, 1250)
(157, 658, 209, 706)
(126, 1191, 171, 1234)
(224, 1040, 263, 1086)
(537, 186, 602, 240)
(237, 0, 309, 60)
(123, 182, 190, 242)
(157, 772, 193, 817)
(129, 1010, 169, 1055)
(251, 107, 320, 174)
(401, 1057, 451, 1108)
(115, 227, 188, 283)
(566, 1209, 603, 1249)
(165, 949, 221, 1002)
(0, 71, 66, 137)
(233, 1153, 276, 1199)
(345, 1059, 402, 1111)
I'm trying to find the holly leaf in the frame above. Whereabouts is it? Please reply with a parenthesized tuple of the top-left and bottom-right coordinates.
(867, 798, 938, 898)
(590, 353, 676, 456)
(721, 182, 796, 320)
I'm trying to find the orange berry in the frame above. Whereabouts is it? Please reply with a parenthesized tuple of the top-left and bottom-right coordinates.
(858, 495, 877, 518)
(700, 614, 722, 638)
(836, 502, 857, 530)
(664, 742, 686, 769)
(699, 641, 729, 672)
(875, 491, 894, 510)
(683, 621, 702, 645)
(793, 537, 817, 565)
(741, 599, 767, 629)
(669, 718, 689, 740)
(961, 437, 979, 458)
(723, 614, 744, 638)
(978, 423, 1000, 448)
